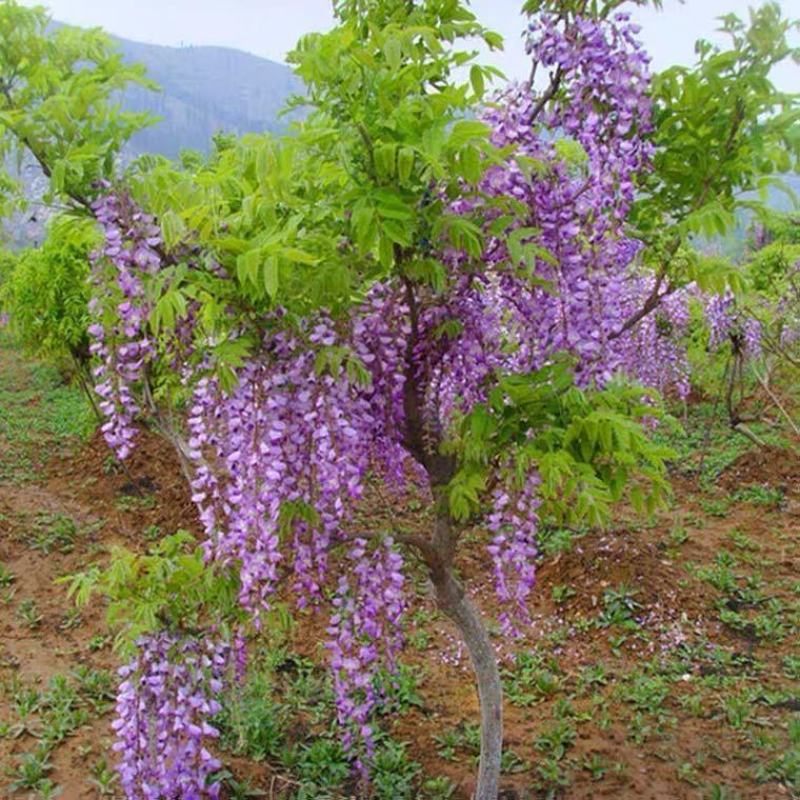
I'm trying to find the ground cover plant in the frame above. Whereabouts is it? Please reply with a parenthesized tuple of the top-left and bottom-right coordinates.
(1, 332, 799, 799)
(0, 0, 799, 798)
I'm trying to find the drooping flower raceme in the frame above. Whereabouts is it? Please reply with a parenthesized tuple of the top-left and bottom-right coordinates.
(705, 291, 763, 357)
(487, 476, 540, 637)
(326, 538, 406, 765)
(616, 278, 693, 399)
(185, 316, 407, 617)
(477, 11, 656, 388)
(88, 191, 162, 460)
(112, 632, 231, 799)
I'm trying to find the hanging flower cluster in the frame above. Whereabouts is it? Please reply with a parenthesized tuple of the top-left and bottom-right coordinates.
(182, 311, 416, 761)
(487, 476, 540, 637)
(528, 11, 654, 220)
(476, 11, 655, 388)
(705, 292, 763, 357)
(327, 538, 406, 764)
(185, 317, 404, 616)
(616, 278, 693, 399)
(88, 191, 162, 459)
(112, 632, 231, 799)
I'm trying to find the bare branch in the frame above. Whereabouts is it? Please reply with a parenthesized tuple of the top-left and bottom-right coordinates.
(528, 65, 563, 126)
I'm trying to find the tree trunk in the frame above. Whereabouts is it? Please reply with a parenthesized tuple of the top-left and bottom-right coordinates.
(431, 563, 502, 800)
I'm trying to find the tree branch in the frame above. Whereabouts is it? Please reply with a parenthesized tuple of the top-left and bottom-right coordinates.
(528, 65, 563, 125)
(609, 94, 748, 340)
(399, 275, 456, 487)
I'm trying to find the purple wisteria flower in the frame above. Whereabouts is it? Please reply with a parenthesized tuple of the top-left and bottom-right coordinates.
(88, 192, 162, 460)
(112, 632, 231, 799)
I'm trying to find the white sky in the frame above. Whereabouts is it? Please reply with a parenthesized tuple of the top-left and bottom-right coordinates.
(18, 0, 800, 89)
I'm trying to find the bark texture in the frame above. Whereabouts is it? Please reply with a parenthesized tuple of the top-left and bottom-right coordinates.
(431, 563, 502, 800)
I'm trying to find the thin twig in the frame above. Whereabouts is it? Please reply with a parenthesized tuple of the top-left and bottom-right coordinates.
(528, 65, 563, 125)
(753, 366, 799, 436)
(71, 353, 103, 424)
(696, 357, 730, 478)
(732, 423, 767, 448)
(116, 456, 143, 497)
(141, 374, 195, 485)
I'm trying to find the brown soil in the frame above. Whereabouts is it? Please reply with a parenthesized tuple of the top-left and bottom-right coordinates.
(1, 342, 798, 800)
(719, 444, 800, 493)
(0, 341, 202, 798)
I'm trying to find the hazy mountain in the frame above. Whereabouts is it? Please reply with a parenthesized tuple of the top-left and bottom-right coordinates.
(113, 36, 303, 158)
(697, 174, 800, 261)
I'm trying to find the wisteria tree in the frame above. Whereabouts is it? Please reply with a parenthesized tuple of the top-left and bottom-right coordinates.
(2, 0, 799, 797)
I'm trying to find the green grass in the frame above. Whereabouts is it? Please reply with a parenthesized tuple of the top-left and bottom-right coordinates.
(652, 399, 789, 485)
(215, 645, 430, 800)
(1, 669, 116, 798)
(0, 335, 95, 482)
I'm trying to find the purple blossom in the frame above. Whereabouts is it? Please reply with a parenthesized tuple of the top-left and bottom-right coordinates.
(705, 291, 763, 357)
(487, 477, 540, 637)
(88, 192, 162, 460)
(326, 538, 406, 762)
(112, 632, 232, 799)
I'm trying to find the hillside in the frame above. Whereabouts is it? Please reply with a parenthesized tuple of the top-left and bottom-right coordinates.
(113, 36, 302, 157)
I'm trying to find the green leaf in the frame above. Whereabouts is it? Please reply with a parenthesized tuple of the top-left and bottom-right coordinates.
(470, 65, 485, 98)
(150, 288, 187, 335)
(51, 160, 66, 193)
(383, 36, 402, 72)
(443, 215, 483, 258)
(351, 202, 377, 251)
(375, 189, 413, 221)
(459, 145, 482, 184)
(236, 248, 261, 290)
(381, 218, 412, 247)
(447, 120, 490, 149)
(397, 147, 415, 183)
(483, 31, 503, 50)
(160, 210, 186, 250)
(281, 247, 318, 266)
(378, 233, 394, 269)
(263, 256, 279, 299)
(375, 142, 397, 180)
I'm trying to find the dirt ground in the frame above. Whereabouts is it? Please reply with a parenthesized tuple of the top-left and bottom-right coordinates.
(1, 339, 798, 800)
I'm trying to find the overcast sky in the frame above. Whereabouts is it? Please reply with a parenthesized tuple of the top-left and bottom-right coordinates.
(19, 0, 799, 89)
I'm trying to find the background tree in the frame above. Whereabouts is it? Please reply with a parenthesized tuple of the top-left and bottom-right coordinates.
(624, 0, 800, 325)
(0, 0, 153, 209)
(1, 215, 98, 369)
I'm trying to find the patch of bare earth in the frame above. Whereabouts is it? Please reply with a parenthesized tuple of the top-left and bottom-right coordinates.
(1, 338, 798, 799)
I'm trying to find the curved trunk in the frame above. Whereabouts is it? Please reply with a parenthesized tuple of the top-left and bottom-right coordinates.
(431, 564, 502, 800)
